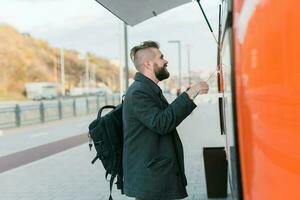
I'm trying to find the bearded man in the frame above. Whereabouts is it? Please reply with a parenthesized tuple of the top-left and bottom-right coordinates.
(122, 41, 209, 200)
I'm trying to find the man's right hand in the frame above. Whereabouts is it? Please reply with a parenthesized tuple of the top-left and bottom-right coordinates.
(186, 81, 209, 100)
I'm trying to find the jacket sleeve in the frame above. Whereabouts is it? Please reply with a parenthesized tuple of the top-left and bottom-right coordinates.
(131, 89, 197, 135)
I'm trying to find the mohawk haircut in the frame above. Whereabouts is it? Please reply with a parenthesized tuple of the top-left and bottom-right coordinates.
(130, 41, 160, 62)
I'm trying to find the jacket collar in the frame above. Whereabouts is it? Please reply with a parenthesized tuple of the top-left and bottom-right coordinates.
(134, 72, 161, 95)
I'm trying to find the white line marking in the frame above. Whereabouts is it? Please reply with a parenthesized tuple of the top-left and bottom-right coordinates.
(0, 130, 3, 136)
(30, 132, 49, 138)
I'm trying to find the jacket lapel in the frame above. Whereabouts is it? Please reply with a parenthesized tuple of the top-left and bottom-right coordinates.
(158, 91, 169, 105)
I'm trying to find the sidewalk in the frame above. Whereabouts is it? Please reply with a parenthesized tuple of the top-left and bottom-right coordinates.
(0, 102, 233, 200)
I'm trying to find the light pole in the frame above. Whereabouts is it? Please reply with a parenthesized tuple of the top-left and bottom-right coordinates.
(168, 40, 182, 90)
(119, 22, 129, 100)
(78, 53, 90, 94)
(91, 64, 96, 88)
(85, 53, 90, 94)
(53, 55, 58, 85)
(186, 45, 192, 86)
(60, 49, 65, 96)
(124, 23, 129, 90)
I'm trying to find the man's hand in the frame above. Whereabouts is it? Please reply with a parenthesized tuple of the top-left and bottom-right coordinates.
(186, 81, 209, 100)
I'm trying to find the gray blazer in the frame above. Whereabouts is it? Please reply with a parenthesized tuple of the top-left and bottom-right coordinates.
(122, 72, 197, 200)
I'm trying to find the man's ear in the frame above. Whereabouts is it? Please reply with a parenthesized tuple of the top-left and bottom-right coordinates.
(144, 60, 152, 70)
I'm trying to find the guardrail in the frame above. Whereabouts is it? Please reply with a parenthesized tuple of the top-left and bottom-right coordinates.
(0, 93, 121, 129)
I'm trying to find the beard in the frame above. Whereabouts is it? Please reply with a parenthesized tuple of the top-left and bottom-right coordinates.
(154, 63, 170, 81)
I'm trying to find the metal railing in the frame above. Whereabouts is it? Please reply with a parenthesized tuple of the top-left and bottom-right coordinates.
(0, 93, 121, 129)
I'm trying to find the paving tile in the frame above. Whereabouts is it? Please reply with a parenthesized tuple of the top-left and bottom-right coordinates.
(0, 102, 233, 200)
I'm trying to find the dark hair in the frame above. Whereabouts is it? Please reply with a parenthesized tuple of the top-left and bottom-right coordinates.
(130, 41, 160, 62)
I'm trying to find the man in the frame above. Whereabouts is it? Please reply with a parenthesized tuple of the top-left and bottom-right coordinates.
(123, 41, 209, 200)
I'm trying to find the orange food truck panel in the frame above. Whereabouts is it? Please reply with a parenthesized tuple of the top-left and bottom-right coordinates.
(233, 0, 300, 199)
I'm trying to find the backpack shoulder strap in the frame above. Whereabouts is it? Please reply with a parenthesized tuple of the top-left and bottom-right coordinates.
(109, 173, 117, 200)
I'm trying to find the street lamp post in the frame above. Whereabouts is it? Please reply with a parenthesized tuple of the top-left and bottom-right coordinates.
(85, 53, 90, 94)
(186, 45, 192, 86)
(124, 23, 129, 90)
(168, 40, 182, 90)
(91, 64, 96, 88)
(60, 49, 65, 96)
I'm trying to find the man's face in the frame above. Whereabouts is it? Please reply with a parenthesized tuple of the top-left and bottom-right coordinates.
(152, 49, 169, 81)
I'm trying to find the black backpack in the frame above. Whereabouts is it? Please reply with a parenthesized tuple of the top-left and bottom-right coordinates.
(88, 103, 124, 200)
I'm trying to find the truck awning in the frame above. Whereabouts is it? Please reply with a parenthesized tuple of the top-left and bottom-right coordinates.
(95, 0, 192, 26)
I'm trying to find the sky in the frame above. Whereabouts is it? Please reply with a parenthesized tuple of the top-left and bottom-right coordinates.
(0, 0, 221, 75)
